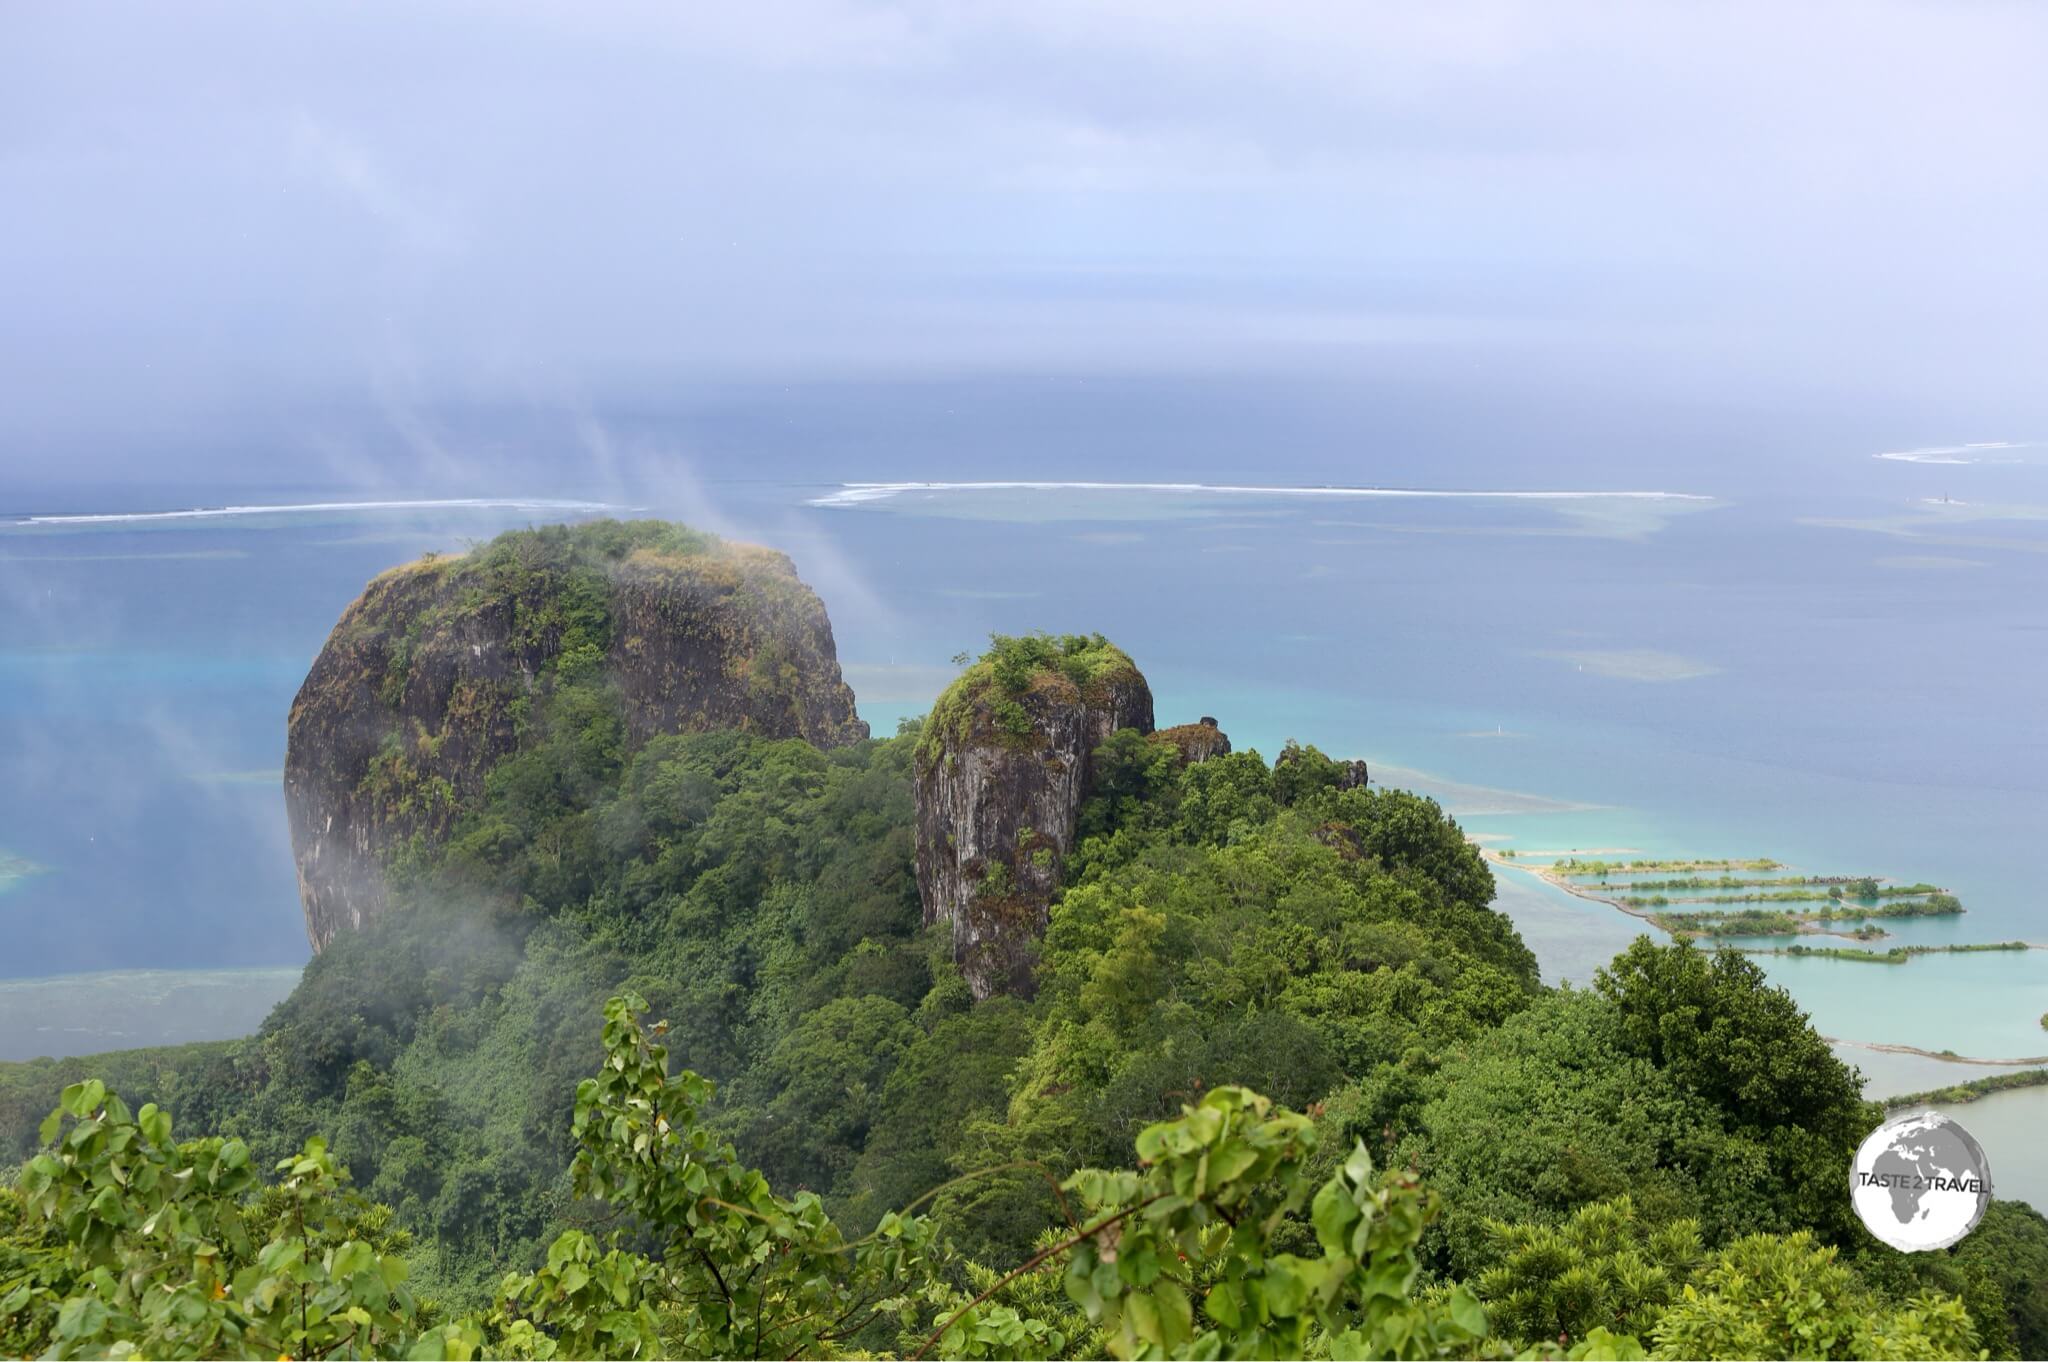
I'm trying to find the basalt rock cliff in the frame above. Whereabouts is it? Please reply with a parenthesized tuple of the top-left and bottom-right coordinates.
(1150, 716, 1231, 765)
(285, 520, 866, 950)
(912, 636, 1155, 999)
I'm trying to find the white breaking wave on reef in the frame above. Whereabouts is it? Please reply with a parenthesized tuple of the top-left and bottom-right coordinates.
(1875, 441, 2041, 465)
(15, 498, 627, 527)
(809, 481, 1712, 507)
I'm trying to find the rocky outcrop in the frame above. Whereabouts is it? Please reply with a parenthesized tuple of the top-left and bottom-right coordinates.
(913, 638, 1153, 999)
(1150, 717, 1231, 765)
(1275, 742, 1368, 791)
(285, 522, 865, 951)
(603, 546, 867, 749)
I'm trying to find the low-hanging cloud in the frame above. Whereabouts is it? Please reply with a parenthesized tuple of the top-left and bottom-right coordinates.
(4, 1, 2048, 486)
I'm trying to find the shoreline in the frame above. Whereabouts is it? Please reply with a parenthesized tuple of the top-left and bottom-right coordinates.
(1481, 847, 2048, 1066)
(1481, 847, 1668, 927)
(1482, 850, 1872, 943)
(1479, 848, 2021, 948)
(1827, 1037, 2048, 1067)
(1882, 1066, 2048, 1111)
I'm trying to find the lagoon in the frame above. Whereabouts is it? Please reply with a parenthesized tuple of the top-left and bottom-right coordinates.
(1894, 1087, 2048, 1221)
(0, 966, 302, 1061)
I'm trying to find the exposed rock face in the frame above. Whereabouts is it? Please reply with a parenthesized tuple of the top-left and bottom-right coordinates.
(913, 641, 1153, 999)
(603, 548, 867, 750)
(1337, 758, 1370, 790)
(1150, 717, 1231, 765)
(285, 524, 866, 951)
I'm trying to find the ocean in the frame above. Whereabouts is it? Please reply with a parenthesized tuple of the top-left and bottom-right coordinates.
(5, 425, 2047, 1204)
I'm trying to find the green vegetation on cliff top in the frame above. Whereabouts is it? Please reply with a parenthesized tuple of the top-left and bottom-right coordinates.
(382, 518, 725, 588)
(336, 522, 723, 824)
(917, 632, 1140, 763)
(363, 519, 725, 693)
(307, 518, 864, 909)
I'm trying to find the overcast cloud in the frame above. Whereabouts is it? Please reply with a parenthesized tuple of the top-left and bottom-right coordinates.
(3, 2, 2046, 484)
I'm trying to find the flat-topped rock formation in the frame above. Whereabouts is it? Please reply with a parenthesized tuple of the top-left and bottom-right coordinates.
(285, 520, 865, 950)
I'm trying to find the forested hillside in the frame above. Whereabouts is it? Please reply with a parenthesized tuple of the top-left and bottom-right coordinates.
(4, 531, 2045, 1358)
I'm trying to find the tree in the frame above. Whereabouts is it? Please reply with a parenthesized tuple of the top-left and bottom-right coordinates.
(3, 996, 1499, 1360)
(730, 994, 919, 1193)
(561, 993, 1492, 1361)
(1271, 741, 1345, 807)
(1944, 1200, 2048, 1359)
(1175, 753, 1278, 848)
(1377, 989, 1720, 1277)
(3, 1080, 477, 1359)
(1592, 939, 1869, 1244)
(1075, 728, 1181, 848)
(7, 993, 1999, 1360)
(1648, 1232, 1978, 1360)
(1306, 787, 1497, 917)
(1472, 1196, 1702, 1352)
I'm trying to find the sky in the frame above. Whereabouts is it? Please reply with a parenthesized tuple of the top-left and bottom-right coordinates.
(4, 2, 2047, 489)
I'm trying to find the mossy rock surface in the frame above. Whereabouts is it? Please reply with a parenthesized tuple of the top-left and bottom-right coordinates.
(1150, 718, 1232, 765)
(285, 521, 865, 950)
(912, 634, 1153, 999)
(916, 634, 1144, 768)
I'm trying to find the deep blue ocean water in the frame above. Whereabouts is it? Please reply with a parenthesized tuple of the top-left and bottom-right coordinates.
(5, 422, 2048, 1198)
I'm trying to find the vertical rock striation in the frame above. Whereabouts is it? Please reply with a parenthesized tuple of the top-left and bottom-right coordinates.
(912, 636, 1153, 999)
(285, 522, 865, 951)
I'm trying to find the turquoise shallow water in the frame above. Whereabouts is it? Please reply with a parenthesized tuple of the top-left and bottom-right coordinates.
(1484, 866, 1645, 988)
(1833, 1045, 2043, 1098)
(1894, 1088, 2048, 1217)
(0, 967, 303, 1061)
(1754, 950, 2048, 1059)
